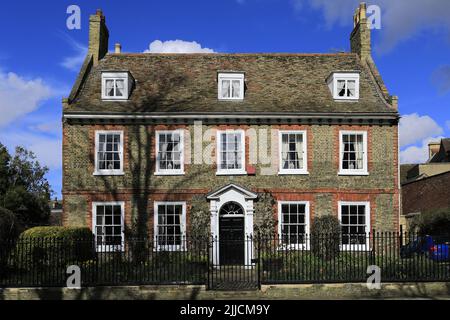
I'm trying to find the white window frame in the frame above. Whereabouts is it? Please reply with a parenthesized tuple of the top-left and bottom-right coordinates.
(278, 130, 308, 175)
(338, 130, 368, 176)
(330, 73, 360, 100)
(216, 129, 247, 175)
(338, 201, 371, 251)
(155, 130, 185, 175)
(218, 73, 245, 100)
(277, 201, 310, 250)
(92, 201, 125, 252)
(94, 130, 124, 176)
(153, 201, 187, 252)
(101, 72, 130, 100)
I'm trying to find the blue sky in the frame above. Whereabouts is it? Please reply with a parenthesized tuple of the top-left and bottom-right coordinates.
(0, 0, 449, 198)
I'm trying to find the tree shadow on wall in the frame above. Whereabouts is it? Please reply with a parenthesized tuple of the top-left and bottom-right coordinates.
(63, 66, 208, 299)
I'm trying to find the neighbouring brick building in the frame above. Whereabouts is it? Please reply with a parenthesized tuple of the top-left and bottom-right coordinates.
(401, 139, 450, 230)
(62, 3, 400, 264)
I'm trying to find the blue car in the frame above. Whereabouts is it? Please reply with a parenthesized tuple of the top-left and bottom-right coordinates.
(400, 235, 450, 261)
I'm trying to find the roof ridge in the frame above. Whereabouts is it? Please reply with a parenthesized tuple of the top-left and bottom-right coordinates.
(106, 52, 357, 57)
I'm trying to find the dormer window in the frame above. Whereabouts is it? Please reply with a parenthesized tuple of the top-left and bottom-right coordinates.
(102, 72, 132, 100)
(327, 72, 360, 100)
(218, 72, 244, 100)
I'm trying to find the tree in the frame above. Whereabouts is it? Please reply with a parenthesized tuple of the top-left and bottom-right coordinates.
(410, 207, 450, 236)
(0, 143, 52, 228)
(310, 215, 341, 261)
(0, 144, 10, 196)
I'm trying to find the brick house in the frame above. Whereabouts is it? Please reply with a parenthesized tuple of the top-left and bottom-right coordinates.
(62, 3, 400, 265)
(401, 138, 450, 230)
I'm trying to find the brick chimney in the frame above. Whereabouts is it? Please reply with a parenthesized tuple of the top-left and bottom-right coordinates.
(89, 9, 109, 65)
(350, 2, 371, 61)
(428, 141, 441, 159)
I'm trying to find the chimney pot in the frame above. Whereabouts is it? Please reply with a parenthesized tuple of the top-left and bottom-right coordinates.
(115, 43, 122, 54)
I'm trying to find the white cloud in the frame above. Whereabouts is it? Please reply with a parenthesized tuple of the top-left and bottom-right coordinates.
(1, 130, 61, 170)
(0, 71, 53, 128)
(292, 0, 450, 53)
(400, 136, 444, 164)
(446, 120, 450, 130)
(30, 120, 61, 134)
(144, 40, 215, 53)
(59, 34, 88, 72)
(399, 113, 443, 147)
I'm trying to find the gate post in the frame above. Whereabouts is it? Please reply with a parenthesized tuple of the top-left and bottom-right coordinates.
(207, 236, 212, 290)
(371, 228, 376, 265)
(257, 235, 261, 290)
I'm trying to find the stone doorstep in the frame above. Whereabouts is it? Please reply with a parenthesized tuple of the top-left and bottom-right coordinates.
(1, 282, 450, 300)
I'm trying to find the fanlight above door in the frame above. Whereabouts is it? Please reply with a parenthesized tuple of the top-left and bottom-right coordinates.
(219, 202, 244, 216)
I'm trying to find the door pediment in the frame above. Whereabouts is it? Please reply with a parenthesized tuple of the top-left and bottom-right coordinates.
(206, 183, 258, 201)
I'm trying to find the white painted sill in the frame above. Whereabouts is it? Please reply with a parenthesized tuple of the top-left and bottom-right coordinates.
(93, 171, 125, 176)
(333, 97, 359, 101)
(278, 171, 310, 176)
(338, 171, 369, 176)
(340, 245, 371, 252)
(154, 171, 185, 176)
(216, 170, 247, 176)
(96, 245, 124, 253)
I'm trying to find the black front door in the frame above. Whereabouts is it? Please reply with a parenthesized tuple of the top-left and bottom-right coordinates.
(219, 216, 245, 265)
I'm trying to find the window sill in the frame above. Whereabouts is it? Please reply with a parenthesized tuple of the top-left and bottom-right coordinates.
(96, 245, 124, 253)
(93, 171, 125, 176)
(154, 171, 185, 176)
(333, 98, 359, 101)
(101, 98, 129, 101)
(216, 171, 247, 176)
(154, 246, 187, 252)
(278, 171, 309, 175)
(340, 245, 371, 252)
(276, 244, 310, 251)
(338, 171, 369, 176)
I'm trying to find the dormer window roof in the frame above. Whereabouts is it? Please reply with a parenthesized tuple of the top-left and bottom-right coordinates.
(218, 72, 244, 100)
(101, 72, 133, 100)
(327, 72, 360, 100)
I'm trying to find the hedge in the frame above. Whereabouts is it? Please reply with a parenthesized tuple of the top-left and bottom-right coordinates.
(14, 226, 95, 269)
(19, 226, 93, 239)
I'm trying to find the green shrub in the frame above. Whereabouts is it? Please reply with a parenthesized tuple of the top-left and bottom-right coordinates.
(15, 226, 95, 269)
(310, 215, 341, 261)
(410, 208, 450, 236)
(0, 207, 22, 277)
(0, 207, 21, 241)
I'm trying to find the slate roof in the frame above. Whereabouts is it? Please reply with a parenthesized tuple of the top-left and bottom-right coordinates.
(429, 138, 450, 163)
(64, 53, 397, 116)
(443, 139, 450, 153)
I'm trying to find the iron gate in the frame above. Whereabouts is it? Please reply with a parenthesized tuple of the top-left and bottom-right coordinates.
(207, 236, 260, 290)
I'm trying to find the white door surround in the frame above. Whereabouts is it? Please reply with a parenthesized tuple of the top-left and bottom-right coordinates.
(206, 184, 257, 266)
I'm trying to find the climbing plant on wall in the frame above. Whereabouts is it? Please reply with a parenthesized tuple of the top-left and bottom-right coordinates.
(254, 191, 277, 238)
(188, 195, 210, 239)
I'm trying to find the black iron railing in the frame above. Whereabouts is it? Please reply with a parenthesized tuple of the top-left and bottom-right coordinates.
(0, 232, 449, 289)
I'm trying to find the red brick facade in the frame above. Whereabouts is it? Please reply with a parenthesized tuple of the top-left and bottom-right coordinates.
(402, 171, 450, 215)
